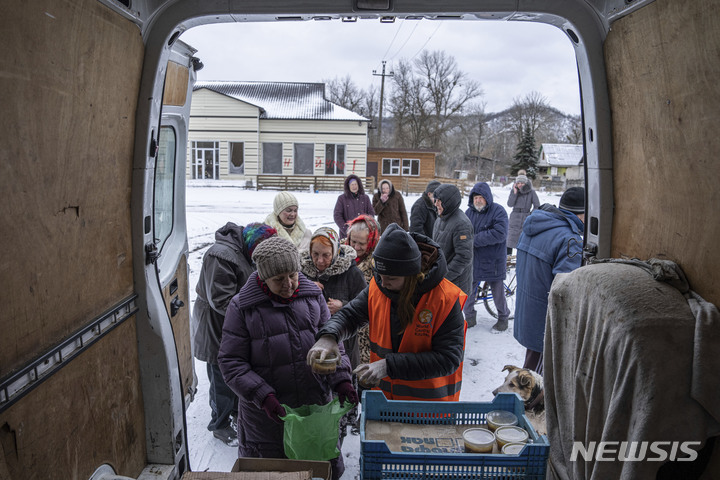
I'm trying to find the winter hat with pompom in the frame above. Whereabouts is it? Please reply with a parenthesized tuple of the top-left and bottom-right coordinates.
(516, 175, 529, 184)
(242, 223, 277, 258)
(252, 236, 301, 280)
(273, 191, 299, 216)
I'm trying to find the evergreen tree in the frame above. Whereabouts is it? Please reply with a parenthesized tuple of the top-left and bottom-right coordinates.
(511, 124, 538, 178)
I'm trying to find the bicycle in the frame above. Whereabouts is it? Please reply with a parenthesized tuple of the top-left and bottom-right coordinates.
(475, 255, 517, 319)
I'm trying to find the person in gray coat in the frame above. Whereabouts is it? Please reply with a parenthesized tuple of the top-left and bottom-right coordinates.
(506, 174, 540, 254)
(410, 180, 441, 238)
(192, 222, 276, 444)
(432, 184, 474, 316)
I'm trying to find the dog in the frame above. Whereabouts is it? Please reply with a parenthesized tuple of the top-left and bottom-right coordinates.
(492, 365, 546, 436)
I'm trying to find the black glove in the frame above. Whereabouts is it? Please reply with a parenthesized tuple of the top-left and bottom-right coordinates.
(262, 394, 287, 423)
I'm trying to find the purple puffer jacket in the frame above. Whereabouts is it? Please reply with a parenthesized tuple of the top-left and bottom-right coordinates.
(333, 174, 375, 239)
(218, 271, 352, 458)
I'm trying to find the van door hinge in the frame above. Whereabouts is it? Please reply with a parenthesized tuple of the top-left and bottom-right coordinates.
(145, 242, 159, 264)
(583, 243, 598, 264)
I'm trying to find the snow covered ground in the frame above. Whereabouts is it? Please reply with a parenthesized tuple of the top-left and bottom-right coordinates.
(183, 181, 563, 476)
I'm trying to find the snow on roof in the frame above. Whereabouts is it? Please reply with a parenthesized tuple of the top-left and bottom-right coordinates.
(194, 81, 369, 122)
(539, 143, 584, 166)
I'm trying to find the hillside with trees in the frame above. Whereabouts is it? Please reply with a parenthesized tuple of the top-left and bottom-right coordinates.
(324, 49, 582, 181)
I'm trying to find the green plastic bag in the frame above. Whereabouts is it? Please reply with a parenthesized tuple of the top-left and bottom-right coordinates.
(280, 398, 353, 461)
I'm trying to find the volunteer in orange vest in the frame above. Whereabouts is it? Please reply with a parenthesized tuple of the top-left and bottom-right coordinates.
(307, 223, 467, 401)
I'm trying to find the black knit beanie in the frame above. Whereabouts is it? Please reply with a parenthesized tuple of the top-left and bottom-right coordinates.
(559, 187, 585, 213)
(372, 223, 421, 276)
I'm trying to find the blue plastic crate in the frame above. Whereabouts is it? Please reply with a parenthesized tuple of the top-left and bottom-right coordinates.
(360, 391, 549, 480)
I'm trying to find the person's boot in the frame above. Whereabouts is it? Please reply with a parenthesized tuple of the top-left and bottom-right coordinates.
(212, 424, 238, 446)
(491, 317, 508, 332)
(465, 315, 477, 328)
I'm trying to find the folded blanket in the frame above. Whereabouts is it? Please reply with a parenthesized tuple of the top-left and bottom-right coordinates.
(544, 259, 720, 479)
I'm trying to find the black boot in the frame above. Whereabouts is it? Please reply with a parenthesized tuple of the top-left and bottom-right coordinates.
(465, 315, 477, 328)
(491, 317, 508, 332)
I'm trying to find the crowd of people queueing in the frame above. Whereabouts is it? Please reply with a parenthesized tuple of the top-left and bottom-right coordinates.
(191, 174, 586, 479)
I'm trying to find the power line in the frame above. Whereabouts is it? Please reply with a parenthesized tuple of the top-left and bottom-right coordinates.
(408, 21, 444, 60)
(380, 20, 405, 61)
(388, 20, 421, 60)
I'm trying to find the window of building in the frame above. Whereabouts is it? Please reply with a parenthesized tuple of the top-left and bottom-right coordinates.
(262, 142, 283, 174)
(294, 143, 314, 175)
(229, 142, 244, 174)
(382, 158, 401, 175)
(191, 140, 219, 179)
(325, 144, 345, 175)
(402, 158, 420, 176)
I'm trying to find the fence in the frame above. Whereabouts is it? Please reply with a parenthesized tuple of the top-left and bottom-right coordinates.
(255, 175, 375, 193)
(398, 177, 472, 195)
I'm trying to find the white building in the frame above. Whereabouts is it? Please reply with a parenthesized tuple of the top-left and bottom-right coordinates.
(187, 81, 369, 182)
(537, 143, 585, 188)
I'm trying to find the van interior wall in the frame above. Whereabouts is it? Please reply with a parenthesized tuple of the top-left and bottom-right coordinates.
(0, 319, 147, 479)
(0, 0, 142, 374)
(606, 0, 720, 307)
(0, 0, 146, 476)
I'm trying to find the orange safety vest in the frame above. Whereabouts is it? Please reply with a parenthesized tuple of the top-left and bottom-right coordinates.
(368, 277, 467, 401)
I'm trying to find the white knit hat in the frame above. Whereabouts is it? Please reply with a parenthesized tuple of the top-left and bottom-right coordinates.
(252, 236, 301, 280)
(273, 191, 299, 216)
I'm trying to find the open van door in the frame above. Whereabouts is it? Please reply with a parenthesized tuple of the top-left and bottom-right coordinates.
(154, 40, 199, 409)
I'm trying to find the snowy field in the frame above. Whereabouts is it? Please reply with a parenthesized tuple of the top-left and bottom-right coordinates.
(184, 180, 563, 475)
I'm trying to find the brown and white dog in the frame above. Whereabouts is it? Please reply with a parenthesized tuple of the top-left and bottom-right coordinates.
(492, 365, 546, 436)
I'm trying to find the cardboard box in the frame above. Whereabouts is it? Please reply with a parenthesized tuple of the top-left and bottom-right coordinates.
(365, 420, 509, 454)
(183, 473, 310, 480)
(232, 457, 331, 480)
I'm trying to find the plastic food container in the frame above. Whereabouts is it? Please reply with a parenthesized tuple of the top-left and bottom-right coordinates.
(462, 427, 495, 453)
(495, 426, 529, 449)
(486, 410, 518, 432)
(502, 442, 526, 455)
(311, 354, 339, 374)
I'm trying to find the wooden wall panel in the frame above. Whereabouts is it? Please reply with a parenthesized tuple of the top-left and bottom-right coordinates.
(0, 318, 147, 479)
(163, 255, 194, 400)
(163, 61, 190, 107)
(605, 0, 720, 305)
(0, 0, 143, 375)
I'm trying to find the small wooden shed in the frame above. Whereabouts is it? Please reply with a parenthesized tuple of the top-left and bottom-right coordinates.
(366, 147, 440, 194)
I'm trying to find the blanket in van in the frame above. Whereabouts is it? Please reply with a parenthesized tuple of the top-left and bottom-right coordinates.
(543, 259, 720, 480)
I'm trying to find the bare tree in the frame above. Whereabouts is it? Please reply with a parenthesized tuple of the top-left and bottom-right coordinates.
(508, 91, 551, 141)
(387, 59, 430, 148)
(414, 50, 483, 149)
(324, 75, 364, 113)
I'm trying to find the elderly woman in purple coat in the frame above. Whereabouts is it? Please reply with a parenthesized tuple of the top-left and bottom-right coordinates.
(333, 174, 375, 240)
(218, 236, 358, 480)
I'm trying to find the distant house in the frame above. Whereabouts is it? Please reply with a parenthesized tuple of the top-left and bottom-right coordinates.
(187, 81, 370, 182)
(366, 148, 440, 194)
(537, 143, 585, 188)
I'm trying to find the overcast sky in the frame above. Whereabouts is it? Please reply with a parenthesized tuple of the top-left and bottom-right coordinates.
(180, 19, 581, 116)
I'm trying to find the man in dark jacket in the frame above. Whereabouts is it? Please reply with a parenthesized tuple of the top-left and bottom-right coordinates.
(465, 182, 510, 331)
(333, 174, 375, 239)
(192, 222, 276, 445)
(513, 187, 585, 374)
(410, 180, 441, 238)
(432, 184, 474, 308)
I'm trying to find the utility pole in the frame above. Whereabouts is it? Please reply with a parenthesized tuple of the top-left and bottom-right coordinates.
(373, 60, 393, 147)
